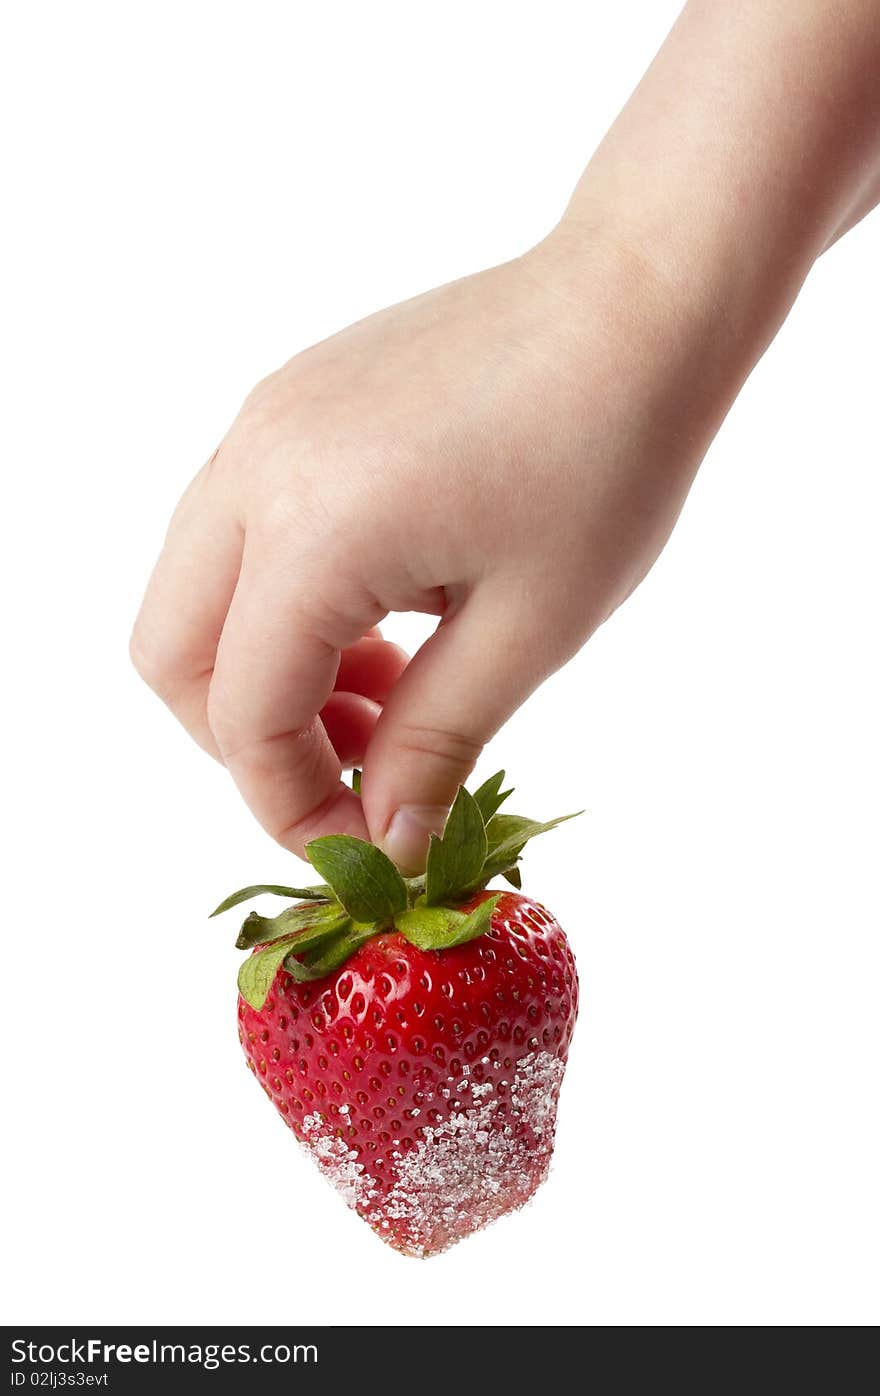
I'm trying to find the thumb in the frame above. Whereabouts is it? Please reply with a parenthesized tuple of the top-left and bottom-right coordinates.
(361, 587, 553, 873)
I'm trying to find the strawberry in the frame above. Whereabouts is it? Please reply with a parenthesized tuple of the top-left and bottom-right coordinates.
(213, 772, 580, 1257)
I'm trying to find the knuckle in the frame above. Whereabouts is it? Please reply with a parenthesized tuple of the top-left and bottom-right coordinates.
(205, 683, 280, 763)
(204, 686, 237, 753)
(269, 784, 344, 849)
(128, 627, 167, 693)
(393, 721, 484, 772)
(305, 585, 383, 651)
(258, 487, 304, 544)
(237, 371, 283, 428)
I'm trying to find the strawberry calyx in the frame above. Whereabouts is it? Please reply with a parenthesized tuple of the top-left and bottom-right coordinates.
(211, 771, 581, 1009)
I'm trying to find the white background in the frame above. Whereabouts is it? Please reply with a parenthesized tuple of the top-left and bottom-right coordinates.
(2, 1, 878, 1327)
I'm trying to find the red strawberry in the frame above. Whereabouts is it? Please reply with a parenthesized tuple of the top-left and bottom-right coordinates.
(213, 772, 580, 1257)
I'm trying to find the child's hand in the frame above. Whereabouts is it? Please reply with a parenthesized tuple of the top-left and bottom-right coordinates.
(131, 231, 711, 870)
(131, 0, 880, 871)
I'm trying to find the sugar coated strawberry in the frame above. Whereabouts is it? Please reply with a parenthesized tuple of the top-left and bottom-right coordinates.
(213, 772, 580, 1257)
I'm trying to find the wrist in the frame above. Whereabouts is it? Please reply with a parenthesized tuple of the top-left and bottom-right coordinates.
(522, 207, 760, 453)
(540, 0, 880, 416)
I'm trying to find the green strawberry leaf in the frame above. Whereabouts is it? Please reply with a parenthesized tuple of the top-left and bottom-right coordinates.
(235, 900, 345, 950)
(477, 847, 524, 884)
(459, 810, 582, 892)
(503, 864, 522, 889)
(238, 935, 301, 1011)
(397, 894, 500, 951)
(210, 883, 329, 917)
(285, 920, 377, 982)
(472, 770, 514, 823)
(351, 768, 362, 795)
(424, 787, 488, 905)
(239, 912, 362, 1004)
(395, 905, 464, 948)
(484, 811, 582, 866)
(306, 834, 407, 923)
(281, 912, 351, 959)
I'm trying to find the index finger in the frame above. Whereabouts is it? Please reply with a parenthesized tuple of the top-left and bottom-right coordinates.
(206, 535, 382, 853)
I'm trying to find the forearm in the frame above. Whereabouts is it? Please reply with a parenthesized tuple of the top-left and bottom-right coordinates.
(552, 0, 880, 401)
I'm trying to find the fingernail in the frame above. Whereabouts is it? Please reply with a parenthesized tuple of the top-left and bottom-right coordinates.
(383, 805, 449, 874)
